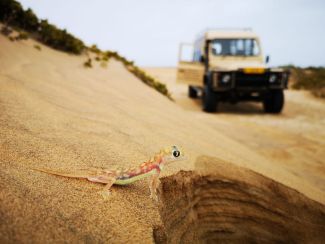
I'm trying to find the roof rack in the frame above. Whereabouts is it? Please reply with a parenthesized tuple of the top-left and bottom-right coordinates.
(196, 28, 253, 38)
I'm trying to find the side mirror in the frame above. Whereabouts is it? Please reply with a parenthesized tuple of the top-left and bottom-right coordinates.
(265, 55, 270, 64)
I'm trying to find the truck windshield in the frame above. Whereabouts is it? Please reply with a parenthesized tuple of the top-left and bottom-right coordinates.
(211, 39, 260, 56)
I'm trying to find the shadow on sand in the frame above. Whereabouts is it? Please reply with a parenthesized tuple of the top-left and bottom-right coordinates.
(178, 96, 264, 115)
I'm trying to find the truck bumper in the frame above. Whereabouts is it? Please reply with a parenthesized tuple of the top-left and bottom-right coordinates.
(210, 70, 290, 92)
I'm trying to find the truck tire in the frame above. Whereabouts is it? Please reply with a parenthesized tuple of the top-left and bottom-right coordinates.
(188, 86, 198, 98)
(263, 90, 284, 113)
(202, 84, 217, 112)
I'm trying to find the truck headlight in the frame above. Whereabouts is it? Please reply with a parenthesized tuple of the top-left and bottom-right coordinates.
(222, 74, 231, 83)
(269, 74, 277, 83)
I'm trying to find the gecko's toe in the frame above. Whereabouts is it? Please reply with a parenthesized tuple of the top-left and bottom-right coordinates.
(98, 190, 111, 200)
(150, 193, 159, 202)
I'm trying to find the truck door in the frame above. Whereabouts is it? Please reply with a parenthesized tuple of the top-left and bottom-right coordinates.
(177, 43, 204, 86)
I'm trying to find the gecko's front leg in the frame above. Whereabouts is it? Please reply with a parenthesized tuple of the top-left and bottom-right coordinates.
(149, 171, 160, 201)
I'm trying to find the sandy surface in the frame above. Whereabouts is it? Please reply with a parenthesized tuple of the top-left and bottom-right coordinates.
(144, 67, 325, 195)
(0, 31, 324, 243)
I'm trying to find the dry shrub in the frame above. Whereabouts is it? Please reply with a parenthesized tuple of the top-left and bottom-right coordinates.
(34, 44, 41, 51)
(291, 66, 325, 99)
(83, 58, 92, 68)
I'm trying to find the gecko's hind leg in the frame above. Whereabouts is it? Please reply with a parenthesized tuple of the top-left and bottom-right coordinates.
(98, 179, 116, 200)
(87, 175, 116, 200)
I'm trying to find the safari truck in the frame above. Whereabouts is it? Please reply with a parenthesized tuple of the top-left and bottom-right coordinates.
(177, 29, 289, 113)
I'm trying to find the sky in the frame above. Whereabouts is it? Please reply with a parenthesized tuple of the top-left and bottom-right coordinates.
(19, 0, 325, 67)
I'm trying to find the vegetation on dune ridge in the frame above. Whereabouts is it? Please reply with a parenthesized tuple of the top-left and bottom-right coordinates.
(282, 65, 325, 99)
(0, 0, 172, 99)
(0, 0, 84, 54)
(87, 46, 172, 99)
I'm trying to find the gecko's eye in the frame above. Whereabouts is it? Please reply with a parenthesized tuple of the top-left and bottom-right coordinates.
(173, 150, 180, 157)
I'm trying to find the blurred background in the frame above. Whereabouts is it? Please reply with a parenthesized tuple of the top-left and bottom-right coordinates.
(18, 0, 325, 67)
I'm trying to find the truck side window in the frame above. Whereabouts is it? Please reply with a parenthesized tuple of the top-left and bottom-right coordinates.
(193, 43, 203, 62)
(252, 39, 260, 56)
(211, 42, 222, 55)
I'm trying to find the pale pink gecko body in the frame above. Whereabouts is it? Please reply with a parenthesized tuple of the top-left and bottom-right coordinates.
(34, 146, 185, 200)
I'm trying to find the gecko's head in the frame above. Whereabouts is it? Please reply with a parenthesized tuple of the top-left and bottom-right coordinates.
(160, 145, 186, 164)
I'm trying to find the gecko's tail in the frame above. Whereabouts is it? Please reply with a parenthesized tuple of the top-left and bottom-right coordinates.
(32, 167, 116, 184)
(32, 167, 93, 179)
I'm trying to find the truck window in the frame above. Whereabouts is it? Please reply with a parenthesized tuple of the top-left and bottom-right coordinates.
(211, 39, 260, 56)
(179, 43, 194, 62)
(193, 38, 203, 62)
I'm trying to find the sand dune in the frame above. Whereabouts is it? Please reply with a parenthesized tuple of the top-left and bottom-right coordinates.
(0, 32, 324, 243)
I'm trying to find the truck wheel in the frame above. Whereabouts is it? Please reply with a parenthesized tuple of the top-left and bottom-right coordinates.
(263, 90, 284, 113)
(188, 86, 198, 98)
(202, 85, 217, 112)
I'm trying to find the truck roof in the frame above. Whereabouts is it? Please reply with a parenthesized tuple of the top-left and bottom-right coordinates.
(198, 29, 259, 40)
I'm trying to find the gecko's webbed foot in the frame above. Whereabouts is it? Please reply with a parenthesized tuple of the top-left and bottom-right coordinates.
(150, 192, 159, 202)
(98, 190, 111, 200)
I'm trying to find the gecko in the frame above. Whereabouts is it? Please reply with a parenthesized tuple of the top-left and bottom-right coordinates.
(33, 145, 186, 200)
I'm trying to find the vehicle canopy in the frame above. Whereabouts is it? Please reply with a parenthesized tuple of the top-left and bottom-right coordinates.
(194, 29, 265, 71)
(203, 29, 259, 40)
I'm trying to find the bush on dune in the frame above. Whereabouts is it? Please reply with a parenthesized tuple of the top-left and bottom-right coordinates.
(0, 0, 85, 54)
(38, 20, 84, 54)
(0, 0, 37, 31)
(89, 44, 101, 55)
(83, 58, 92, 68)
(86, 49, 172, 99)
(114, 53, 170, 98)
(287, 66, 325, 99)
(33, 44, 41, 51)
(15, 30, 28, 40)
(123, 60, 171, 100)
(1, 0, 172, 99)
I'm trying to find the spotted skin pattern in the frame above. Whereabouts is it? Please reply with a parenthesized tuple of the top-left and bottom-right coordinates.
(33, 146, 185, 200)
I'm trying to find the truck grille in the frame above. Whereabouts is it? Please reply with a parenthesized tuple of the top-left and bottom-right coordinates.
(235, 72, 269, 87)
